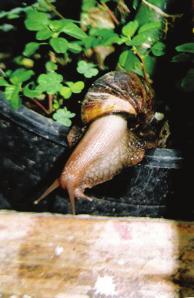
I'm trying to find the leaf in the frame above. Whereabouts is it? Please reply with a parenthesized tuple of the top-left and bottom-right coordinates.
(25, 9, 50, 31)
(0, 11, 8, 18)
(4, 84, 21, 109)
(50, 20, 87, 39)
(34, 0, 56, 11)
(129, 32, 152, 47)
(143, 55, 155, 77)
(10, 69, 34, 84)
(151, 41, 166, 57)
(60, 86, 72, 99)
(37, 72, 63, 94)
(52, 107, 75, 127)
(7, 7, 27, 19)
(77, 60, 99, 78)
(118, 50, 143, 76)
(132, 0, 140, 10)
(171, 53, 191, 63)
(50, 37, 69, 54)
(176, 43, 194, 54)
(122, 20, 139, 39)
(15, 57, 34, 68)
(68, 42, 82, 53)
(23, 42, 40, 57)
(0, 24, 14, 32)
(89, 28, 120, 46)
(0, 77, 9, 86)
(23, 83, 43, 98)
(36, 28, 52, 40)
(82, 0, 96, 11)
(61, 21, 88, 39)
(181, 68, 194, 92)
(45, 61, 58, 71)
(70, 81, 85, 93)
(53, 99, 60, 111)
(139, 22, 161, 33)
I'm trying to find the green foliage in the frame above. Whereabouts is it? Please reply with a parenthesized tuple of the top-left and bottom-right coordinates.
(121, 20, 139, 39)
(10, 69, 34, 84)
(181, 69, 194, 92)
(118, 50, 143, 76)
(77, 60, 99, 78)
(25, 10, 50, 31)
(52, 107, 75, 127)
(37, 72, 63, 94)
(23, 42, 41, 57)
(4, 85, 21, 109)
(117, 19, 165, 77)
(60, 81, 85, 99)
(50, 37, 69, 54)
(175, 43, 194, 54)
(0, 0, 182, 127)
(172, 43, 194, 93)
(0, 0, 90, 125)
(151, 41, 166, 57)
(23, 84, 43, 98)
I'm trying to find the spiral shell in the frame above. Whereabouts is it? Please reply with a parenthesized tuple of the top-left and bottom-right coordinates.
(81, 71, 154, 124)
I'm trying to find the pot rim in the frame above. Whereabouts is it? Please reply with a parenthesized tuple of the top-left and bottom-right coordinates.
(0, 95, 183, 169)
(0, 94, 69, 146)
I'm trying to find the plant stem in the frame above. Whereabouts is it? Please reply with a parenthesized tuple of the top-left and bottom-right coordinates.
(133, 48, 151, 83)
(48, 94, 53, 114)
(133, 0, 184, 80)
(31, 99, 50, 115)
(100, 2, 119, 25)
(44, 0, 64, 19)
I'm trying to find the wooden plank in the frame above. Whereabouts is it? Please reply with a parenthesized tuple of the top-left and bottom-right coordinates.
(0, 211, 194, 297)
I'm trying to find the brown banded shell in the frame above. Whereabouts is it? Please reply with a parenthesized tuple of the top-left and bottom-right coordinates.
(81, 71, 154, 124)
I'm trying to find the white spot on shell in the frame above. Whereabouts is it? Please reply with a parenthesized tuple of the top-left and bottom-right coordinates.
(55, 246, 64, 256)
(117, 259, 125, 265)
(154, 112, 165, 121)
(94, 275, 117, 296)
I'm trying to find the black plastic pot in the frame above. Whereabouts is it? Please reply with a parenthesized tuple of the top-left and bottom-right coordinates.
(0, 96, 193, 219)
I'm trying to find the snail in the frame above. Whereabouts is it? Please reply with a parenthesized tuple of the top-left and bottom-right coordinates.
(34, 71, 157, 214)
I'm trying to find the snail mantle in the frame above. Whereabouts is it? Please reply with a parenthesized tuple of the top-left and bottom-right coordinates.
(0, 95, 192, 219)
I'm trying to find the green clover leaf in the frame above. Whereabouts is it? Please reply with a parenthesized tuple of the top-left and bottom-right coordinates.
(24, 10, 50, 31)
(176, 43, 194, 54)
(52, 107, 75, 127)
(50, 37, 69, 54)
(122, 20, 139, 39)
(77, 60, 99, 78)
(66, 81, 85, 93)
(23, 42, 40, 57)
(151, 41, 166, 57)
(60, 86, 72, 99)
(4, 84, 21, 109)
(10, 68, 34, 84)
(37, 72, 63, 94)
(45, 61, 58, 72)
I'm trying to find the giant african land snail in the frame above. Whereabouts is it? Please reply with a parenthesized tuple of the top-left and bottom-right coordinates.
(35, 71, 157, 214)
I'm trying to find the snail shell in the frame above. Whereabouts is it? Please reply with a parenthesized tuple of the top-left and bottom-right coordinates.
(81, 71, 154, 124)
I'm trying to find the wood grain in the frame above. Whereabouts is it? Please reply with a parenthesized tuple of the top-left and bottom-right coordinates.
(0, 211, 194, 297)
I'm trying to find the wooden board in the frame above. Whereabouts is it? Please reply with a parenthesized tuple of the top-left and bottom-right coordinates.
(0, 211, 194, 297)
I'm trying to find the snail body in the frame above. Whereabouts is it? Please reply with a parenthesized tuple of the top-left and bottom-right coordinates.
(35, 71, 155, 213)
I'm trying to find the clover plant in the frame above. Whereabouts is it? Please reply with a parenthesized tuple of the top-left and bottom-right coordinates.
(0, 0, 185, 126)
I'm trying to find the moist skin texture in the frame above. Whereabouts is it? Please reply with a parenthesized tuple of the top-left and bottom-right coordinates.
(59, 114, 145, 213)
(35, 114, 145, 214)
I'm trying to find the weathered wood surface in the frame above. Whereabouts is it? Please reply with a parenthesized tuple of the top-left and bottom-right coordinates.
(0, 211, 194, 298)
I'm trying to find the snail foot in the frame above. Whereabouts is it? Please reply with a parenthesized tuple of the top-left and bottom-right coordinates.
(75, 189, 93, 202)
